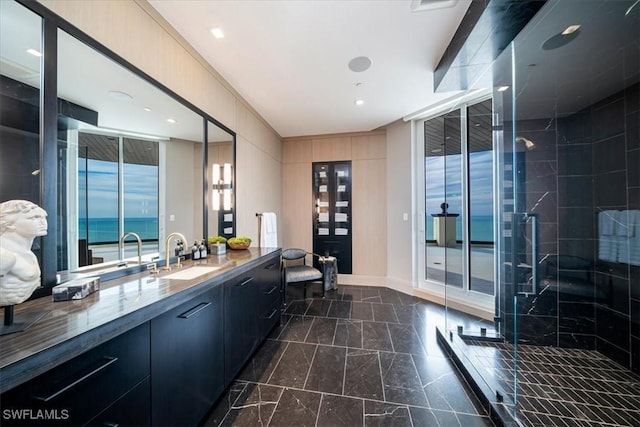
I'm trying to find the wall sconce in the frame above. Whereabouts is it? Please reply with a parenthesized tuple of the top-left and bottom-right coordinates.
(212, 163, 232, 211)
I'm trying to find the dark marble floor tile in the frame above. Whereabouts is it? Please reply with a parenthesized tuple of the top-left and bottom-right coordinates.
(362, 321, 394, 352)
(324, 289, 343, 300)
(409, 406, 495, 427)
(387, 323, 426, 355)
(202, 381, 247, 426)
(372, 303, 399, 323)
(340, 286, 363, 302)
(237, 339, 288, 383)
(267, 314, 291, 339)
(334, 319, 363, 348)
(351, 301, 374, 321)
(219, 383, 282, 427)
(378, 288, 404, 305)
(328, 300, 352, 318)
(344, 349, 384, 400)
(284, 299, 311, 315)
(268, 342, 316, 388)
(305, 298, 332, 316)
(393, 304, 421, 324)
(361, 288, 382, 304)
(277, 315, 314, 342)
(305, 345, 346, 394)
(363, 400, 412, 427)
(412, 353, 482, 414)
(317, 394, 364, 427)
(305, 317, 337, 345)
(379, 351, 427, 407)
(269, 388, 321, 427)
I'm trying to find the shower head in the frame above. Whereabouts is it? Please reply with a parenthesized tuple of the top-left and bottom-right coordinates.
(516, 136, 536, 151)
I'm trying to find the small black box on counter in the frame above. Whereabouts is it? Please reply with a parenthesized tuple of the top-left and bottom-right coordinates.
(52, 276, 100, 301)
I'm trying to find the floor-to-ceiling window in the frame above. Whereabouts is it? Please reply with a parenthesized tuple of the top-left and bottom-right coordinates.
(418, 97, 496, 314)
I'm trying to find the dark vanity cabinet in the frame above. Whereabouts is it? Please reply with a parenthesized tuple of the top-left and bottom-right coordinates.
(257, 259, 281, 338)
(0, 251, 282, 427)
(224, 256, 282, 384)
(224, 273, 259, 384)
(0, 323, 150, 426)
(150, 285, 223, 427)
(313, 161, 352, 273)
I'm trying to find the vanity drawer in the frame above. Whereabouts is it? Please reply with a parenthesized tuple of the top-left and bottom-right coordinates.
(259, 297, 281, 337)
(0, 323, 150, 426)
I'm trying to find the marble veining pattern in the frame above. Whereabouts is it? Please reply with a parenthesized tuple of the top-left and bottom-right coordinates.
(461, 339, 640, 426)
(204, 285, 495, 426)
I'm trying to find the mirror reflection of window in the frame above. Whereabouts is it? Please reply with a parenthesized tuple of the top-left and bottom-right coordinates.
(55, 29, 232, 274)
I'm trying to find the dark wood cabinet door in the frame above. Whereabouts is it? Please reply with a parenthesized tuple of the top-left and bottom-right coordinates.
(223, 274, 259, 384)
(150, 285, 223, 427)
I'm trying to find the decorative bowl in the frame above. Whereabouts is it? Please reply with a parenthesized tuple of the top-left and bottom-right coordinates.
(228, 241, 250, 250)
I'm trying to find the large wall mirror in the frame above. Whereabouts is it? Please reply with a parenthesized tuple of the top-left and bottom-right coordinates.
(0, 0, 235, 286)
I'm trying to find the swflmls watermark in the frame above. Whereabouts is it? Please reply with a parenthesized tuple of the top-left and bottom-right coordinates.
(3, 408, 70, 421)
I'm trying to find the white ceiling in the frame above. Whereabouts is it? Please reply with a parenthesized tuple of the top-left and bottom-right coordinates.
(148, 0, 471, 138)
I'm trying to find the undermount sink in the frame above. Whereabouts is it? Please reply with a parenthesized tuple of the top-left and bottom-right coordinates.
(162, 266, 221, 281)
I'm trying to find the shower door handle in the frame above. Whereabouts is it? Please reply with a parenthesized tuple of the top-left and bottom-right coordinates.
(515, 212, 538, 296)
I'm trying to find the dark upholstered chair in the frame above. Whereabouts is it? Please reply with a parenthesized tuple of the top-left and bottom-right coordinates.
(281, 248, 324, 304)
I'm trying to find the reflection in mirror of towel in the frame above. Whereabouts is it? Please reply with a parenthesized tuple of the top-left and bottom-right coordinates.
(337, 185, 346, 192)
(336, 201, 348, 207)
(335, 228, 348, 235)
(318, 228, 329, 235)
(335, 213, 348, 222)
(319, 212, 329, 222)
(319, 185, 328, 193)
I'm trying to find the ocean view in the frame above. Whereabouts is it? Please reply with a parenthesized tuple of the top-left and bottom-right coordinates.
(79, 217, 159, 243)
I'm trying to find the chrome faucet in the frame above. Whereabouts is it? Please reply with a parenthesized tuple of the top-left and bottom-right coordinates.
(164, 232, 187, 270)
(119, 231, 142, 265)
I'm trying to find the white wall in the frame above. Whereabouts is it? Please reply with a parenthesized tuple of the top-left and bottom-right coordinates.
(385, 119, 414, 294)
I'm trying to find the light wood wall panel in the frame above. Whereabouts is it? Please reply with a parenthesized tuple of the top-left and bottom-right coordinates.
(282, 139, 312, 164)
(352, 159, 387, 276)
(352, 133, 386, 160)
(312, 137, 351, 162)
(282, 131, 387, 278)
(281, 163, 312, 250)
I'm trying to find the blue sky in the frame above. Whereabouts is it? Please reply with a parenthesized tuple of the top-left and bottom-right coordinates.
(79, 159, 158, 218)
(425, 151, 493, 217)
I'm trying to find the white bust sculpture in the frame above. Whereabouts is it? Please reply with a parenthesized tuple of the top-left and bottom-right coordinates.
(0, 200, 48, 306)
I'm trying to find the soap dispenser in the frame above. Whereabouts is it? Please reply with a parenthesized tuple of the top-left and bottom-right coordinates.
(199, 239, 207, 258)
(191, 241, 200, 260)
(175, 239, 184, 257)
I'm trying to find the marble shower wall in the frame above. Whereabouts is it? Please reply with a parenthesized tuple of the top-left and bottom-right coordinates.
(502, 83, 639, 373)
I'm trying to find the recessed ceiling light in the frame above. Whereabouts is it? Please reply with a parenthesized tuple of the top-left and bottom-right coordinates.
(210, 28, 224, 39)
(167, 118, 177, 124)
(561, 24, 581, 35)
(26, 48, 42, 57)
(143, 107, 151, 112)
(108, 90, 133, 101)
(497, 86, 510, 92)
(355, 99, 365, 106)
(348, 56, 372, 73)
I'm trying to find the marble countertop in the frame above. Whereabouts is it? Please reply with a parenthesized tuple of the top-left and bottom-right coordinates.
(0, 247, 281, 394)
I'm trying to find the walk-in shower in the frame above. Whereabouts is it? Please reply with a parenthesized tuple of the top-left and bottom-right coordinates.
(436, 0, 640, 425)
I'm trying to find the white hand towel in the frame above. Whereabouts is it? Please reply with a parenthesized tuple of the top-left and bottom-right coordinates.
(260, 212, 278, 247)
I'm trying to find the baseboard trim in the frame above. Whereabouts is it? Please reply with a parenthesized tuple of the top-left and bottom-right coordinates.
(414, 288, 494, 321)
